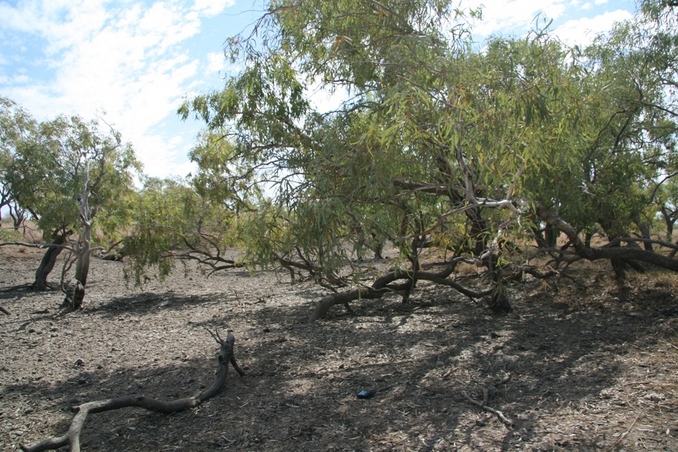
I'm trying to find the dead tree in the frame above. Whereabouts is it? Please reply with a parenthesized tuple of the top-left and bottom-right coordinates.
(20, 330, 243, 452)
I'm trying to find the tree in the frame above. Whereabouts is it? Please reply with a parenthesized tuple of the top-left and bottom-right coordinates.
(0, 98, 141, 296)
(652, 177, 678, 239)
(0, 98, 34, 231)
(0, 184, 28, 230)
(177, 0, 678, 319)
(123, 173, 246, 287)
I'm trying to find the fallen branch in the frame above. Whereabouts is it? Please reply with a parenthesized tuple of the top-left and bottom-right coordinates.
(462, 390, 514, 427)
(0, 306, 9, 315)
(20, 330, 243, 452)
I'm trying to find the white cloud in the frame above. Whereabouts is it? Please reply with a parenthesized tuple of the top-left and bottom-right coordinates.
(0, 0, 234, 178)
(134, 132, 197, 179)
(461, 0, 635, 50)
(192, 0, 235, 17)
(465, 0, 568, 37)
(207, 51, 227, 74)
(307, 84, 349, 114)
(0, 1, 110, 54)
(553, 9, 634, 47)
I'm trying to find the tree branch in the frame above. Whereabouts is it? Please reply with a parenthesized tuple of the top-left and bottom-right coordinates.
(537, 203, 678, 271)
(309, 266, 490, 321)
(20, 331, 243, 452)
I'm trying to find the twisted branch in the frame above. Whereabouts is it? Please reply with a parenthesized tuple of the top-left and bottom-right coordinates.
(20, 331, 243, 452)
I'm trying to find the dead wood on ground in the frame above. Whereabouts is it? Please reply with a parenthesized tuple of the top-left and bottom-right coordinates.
(20, 330, 243, 452)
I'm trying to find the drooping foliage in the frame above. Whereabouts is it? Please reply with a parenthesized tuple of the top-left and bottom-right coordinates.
(123, 173, 246, 286)
(0, 97, 141, 290)
(171, 0, 678, 317)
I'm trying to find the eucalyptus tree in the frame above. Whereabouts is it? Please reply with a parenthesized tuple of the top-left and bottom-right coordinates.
(0, 98, 34, 230)
(544, 0, 678, 273)
(652, 177, 678, 239)
(123, 168, 249, 287)
(180, 0, 678, 318)
(0, 99, 140, 295)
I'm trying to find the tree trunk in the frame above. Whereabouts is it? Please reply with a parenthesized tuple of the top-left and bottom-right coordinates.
(10, 208, 25, 231)
(598, 216, 639, 280)
(660, 207, 675, 241)
(33, 233, 68, 290)
(486, 254, 512, 313)
(74, 224, 91, 287)
(634, 215, 653, 252)
(533, 223, 559, 249)
(65, 172, 92, 309)
(468, 207, 488, 256)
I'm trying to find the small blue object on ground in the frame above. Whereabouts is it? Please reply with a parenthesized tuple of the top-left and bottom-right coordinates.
(356, 389, 376, 399)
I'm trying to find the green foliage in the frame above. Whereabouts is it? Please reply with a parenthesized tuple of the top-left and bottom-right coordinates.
(0, 99, 141, 247)
(177, 0, 678, 285)
(123, 177, 241, 285)
(0, 226, 21, 242)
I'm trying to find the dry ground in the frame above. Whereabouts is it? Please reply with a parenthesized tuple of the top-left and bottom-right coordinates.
(1, 244, 678, 451)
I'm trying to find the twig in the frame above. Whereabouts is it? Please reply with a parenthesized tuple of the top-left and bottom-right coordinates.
(206, 327, 224, 344)
(660, 340, 678, 351)
(605, 412, 642, 452)
(0, 306, 10, 315)
(462, 391, 514, 427)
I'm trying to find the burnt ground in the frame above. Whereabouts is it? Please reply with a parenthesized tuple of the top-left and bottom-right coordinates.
(1, 244, 678, 451)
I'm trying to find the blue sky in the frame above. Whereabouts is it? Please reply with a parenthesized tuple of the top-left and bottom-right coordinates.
(0, 0, 636, 179)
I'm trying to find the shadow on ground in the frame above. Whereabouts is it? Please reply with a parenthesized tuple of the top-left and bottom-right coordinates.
(2, 256, 678, 451)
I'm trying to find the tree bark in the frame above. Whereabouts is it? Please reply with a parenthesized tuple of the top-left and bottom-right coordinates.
(33, 232, 68, 290)
(64, 169, 92, 309)
(20, 331, 243, 452)
(72, 188, 91, 307)
(537, 203, 678, 271)
(660, 206, 675, 240)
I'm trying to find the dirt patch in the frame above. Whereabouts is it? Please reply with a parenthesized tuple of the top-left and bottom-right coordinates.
(1, 247, 678, 451)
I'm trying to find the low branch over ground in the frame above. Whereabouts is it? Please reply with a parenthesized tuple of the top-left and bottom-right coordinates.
(0, 241, 73, 250)
(537, 204, 678, 271)
(309, 202, 678, 321)
(309, 264, 493, 321)
(20, 331, 243, 452)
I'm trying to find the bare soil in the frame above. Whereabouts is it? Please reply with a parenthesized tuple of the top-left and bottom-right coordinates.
(2, 245, 678, 451)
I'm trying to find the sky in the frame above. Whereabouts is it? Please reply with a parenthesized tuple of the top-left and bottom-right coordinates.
(0, 0, 637, 180)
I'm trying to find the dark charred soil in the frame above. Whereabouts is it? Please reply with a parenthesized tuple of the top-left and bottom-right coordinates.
(2, 246, 678, 451)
